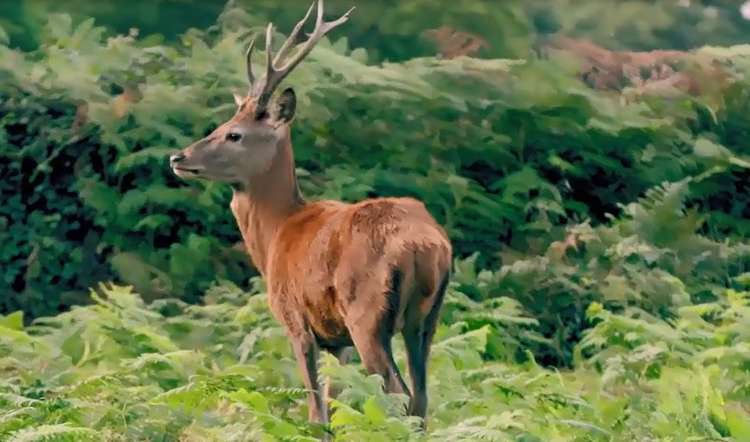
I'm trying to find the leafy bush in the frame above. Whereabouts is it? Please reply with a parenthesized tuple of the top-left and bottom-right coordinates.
(6, 0, 750, 58)
(4, 3, 750, 319)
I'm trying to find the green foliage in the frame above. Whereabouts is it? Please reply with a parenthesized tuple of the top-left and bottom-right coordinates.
(0, 282, 748, 440)
(4, 1, 750, 318)
(3, 2, 750, 439)
(5, 0, 750, 58)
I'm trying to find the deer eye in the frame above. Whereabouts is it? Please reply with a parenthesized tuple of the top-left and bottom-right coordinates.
(226, 132, 242, 142)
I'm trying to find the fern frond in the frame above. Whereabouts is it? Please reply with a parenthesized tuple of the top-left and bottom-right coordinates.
(8, 424, 99, 442)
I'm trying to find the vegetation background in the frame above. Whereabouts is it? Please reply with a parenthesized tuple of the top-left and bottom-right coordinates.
(2, 0, 750, 440)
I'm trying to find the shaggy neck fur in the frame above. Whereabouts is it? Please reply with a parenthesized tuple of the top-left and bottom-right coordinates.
(230, 132, 305, 275)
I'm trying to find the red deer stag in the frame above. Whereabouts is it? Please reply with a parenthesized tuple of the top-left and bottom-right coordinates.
(169, 0, 452, 427)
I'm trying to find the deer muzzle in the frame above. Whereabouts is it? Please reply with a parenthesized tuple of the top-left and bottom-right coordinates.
(169, 151, 204, 178)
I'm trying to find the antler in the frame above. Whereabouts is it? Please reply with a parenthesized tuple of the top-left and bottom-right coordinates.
(245, 0, 354, 116)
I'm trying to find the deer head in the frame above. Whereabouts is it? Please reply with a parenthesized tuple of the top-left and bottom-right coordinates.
(170, 0, 354, 187)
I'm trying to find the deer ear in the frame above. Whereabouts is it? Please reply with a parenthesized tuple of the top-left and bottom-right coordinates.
(273, 88, 296, 123)
(233, 93, 244, 107)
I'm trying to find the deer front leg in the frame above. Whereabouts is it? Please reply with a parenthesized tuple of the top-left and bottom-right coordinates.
(289, 330, 327, 423)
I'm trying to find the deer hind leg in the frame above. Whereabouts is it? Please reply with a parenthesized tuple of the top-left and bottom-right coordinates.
(289, 328, 327, 423)
(345, 270, 410, 398)
(402, 326, 427, 420)
(348, 325, 409, 396)
(403, 271, 450, 424)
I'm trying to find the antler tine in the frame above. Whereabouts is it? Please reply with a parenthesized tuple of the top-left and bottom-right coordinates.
(264, 23, 274, 81)
(252, 23, 275, 99)
(245, 38, 256, 86)
(320, 6, 356, 35)
(276, 1, 355, 76)
(273, 1, 316, 67)
(253, 0, 354, 112)
(315, 0, 325, 28)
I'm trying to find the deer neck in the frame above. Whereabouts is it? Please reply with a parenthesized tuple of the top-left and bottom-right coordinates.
(230, 134, 305, 276)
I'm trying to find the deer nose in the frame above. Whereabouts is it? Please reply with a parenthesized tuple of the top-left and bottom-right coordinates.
(169, 153, 186, 166)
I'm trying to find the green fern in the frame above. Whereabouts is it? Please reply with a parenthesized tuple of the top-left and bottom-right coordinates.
(8, 424, 100, 442)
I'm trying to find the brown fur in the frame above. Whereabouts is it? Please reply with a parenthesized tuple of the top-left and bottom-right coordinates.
(265, 196, 451, 348)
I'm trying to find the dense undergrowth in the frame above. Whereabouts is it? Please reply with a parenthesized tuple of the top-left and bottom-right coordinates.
(1, 274, 749, 440)
(2, 179, 750, 439)
(2, 1, 750, 439)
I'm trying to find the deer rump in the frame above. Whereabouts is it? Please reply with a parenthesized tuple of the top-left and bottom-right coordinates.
(266, 197, 452, 352)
